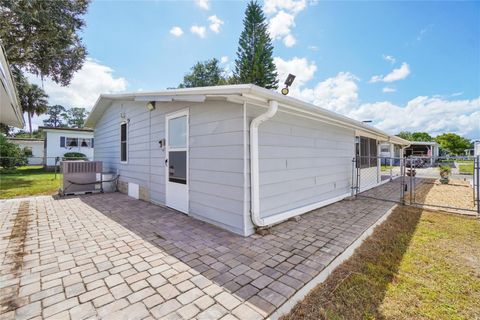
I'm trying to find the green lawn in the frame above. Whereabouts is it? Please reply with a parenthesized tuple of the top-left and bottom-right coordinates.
(457, 160, 474, 175)
(380, 165, 394, 172)
(282, 207, 480, 320)
(0, 166, 61, 199)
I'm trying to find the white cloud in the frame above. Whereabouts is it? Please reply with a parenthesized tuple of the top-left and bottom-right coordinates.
(383, 54, 396, 64)
(275, 55, 479, 138)
(370, 62, 410, 83)
(190, 25, 206, 38)
(349, 97, 480, 138)
(382, 87, 396, 93)
(169, 26, 184, 37)
(220, 56, 229, 64)
(26, 58, 127, 130)
(194, 0, 210, 10)
(264, 0, 306, 14)
(27, 58, 127, 110)
(265, 0, 306, 47)
(274, 56, 317, 89)
(268, 11, 295, 40)
(296, 72, 360, 114)
(283, 34, 296, 47)
(307, 45, 318, 51)
(208, 15, 224, 33)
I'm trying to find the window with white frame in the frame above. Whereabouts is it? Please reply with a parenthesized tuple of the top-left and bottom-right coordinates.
(120, 123, 127, 162)
(66, 137, 78, 147)
(60, 136, 94, 148)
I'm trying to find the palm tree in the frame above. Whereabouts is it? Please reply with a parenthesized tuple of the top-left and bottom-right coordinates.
(19, 82, 48, 136)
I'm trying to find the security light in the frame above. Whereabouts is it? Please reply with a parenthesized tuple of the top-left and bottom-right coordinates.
(146, 101, 156, 111)
(284, 74, 296, 86)
(281, 74, 296, 96)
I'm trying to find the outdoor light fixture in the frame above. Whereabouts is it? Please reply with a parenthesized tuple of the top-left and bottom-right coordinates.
(146, 101, 156, 111)
(281, 74, 296, 95)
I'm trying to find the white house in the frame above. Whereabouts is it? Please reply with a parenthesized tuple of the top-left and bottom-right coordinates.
(85, 84, 409, 236)
(39, 127, 94, 167)
(0, 43, 24, 128)
(475, 141, 480, 157)
(7, 137, 44, 165)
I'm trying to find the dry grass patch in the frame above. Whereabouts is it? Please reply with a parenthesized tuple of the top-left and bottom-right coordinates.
(282, 206, 480, 320)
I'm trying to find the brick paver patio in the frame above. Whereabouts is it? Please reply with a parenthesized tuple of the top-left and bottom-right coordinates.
(0, 183, 398, 319)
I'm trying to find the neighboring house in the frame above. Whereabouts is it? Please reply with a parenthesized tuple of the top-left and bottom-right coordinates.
(39, 127, 94, 167)
(404, 141, 439, 164)
(465, 141, 480, 157)
(0, 43, 24, 128)
(379, 142, 402, 165)
(85, 84, 409, 236)
(7, 137, 44, 165)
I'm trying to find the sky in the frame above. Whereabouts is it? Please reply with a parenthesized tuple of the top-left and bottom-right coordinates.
(28, 0, 480, 139)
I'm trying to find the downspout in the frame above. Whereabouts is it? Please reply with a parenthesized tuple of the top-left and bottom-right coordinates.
(250, 100, 278, 227)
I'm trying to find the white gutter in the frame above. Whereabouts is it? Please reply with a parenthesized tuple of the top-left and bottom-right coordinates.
(250, 100, 278, 227)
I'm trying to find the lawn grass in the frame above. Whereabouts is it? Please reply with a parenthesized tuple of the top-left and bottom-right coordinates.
(0, 166, 61, 198)
(282, 206, 480, 320)
(457, 160, 474, 175)
(380, 165, 394, 172)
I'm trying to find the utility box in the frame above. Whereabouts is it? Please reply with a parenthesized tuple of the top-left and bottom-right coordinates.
(60, 161, 103, 195)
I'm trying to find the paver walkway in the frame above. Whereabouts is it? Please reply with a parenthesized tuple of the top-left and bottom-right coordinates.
(0, 184, 397, 319)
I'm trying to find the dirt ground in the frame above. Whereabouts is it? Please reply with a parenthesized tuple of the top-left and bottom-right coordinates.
(406, 178, 478, 215)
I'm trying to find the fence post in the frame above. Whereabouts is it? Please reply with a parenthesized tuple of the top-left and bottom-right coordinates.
(476, 155, 480, 217)
(409, 157, 414, 205)
(400, 157, 405, 205)
(389, 156, 393, 181)
(351, 157, 356, 197)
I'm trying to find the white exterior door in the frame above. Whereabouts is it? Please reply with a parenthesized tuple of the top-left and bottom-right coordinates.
(165, 109, 189, 213)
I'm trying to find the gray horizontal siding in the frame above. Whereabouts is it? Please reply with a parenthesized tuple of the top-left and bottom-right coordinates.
(246, 106, 355, 219)
(94, 99, 247, 235)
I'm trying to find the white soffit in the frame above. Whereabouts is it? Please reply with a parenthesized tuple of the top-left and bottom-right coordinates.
(134, 95, 206, 103)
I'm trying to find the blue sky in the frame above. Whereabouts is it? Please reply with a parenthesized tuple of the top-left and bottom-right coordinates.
(31, 0, 480, 138)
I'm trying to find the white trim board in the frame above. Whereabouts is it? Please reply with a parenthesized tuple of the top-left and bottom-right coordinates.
(267, 203, 399, 320)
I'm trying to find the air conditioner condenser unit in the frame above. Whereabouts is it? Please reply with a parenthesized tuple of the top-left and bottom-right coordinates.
(60, 161, 103, 196)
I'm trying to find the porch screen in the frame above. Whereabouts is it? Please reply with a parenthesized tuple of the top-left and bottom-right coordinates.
(358, 137, 378, 168)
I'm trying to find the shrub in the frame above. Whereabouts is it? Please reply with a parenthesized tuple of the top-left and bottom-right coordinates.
(23, 147, 33, 157)
(0, 135, 28, 169)
(63, 152, 87, 160)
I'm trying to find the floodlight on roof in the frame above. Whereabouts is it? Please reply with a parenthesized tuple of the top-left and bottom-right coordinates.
(281, 74, 296, 96)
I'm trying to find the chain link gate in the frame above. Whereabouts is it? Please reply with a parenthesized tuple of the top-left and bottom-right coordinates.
(406, 155, 480, 216)
(352, 156, 407, 204)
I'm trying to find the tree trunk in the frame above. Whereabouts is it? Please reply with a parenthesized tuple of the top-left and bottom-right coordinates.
(28, 112, 33, 136)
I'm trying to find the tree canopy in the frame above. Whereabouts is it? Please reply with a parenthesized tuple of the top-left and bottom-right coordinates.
(233, 0, 278, 89)
(396, 131, 434, 142)
(19, 82, 48, 135)
(0, 0, 89, 86)
(43, 105, 68, 128)
(66, 107, 89, 128)
(179, 58, 228, 88)
(435, 133, 471, 155)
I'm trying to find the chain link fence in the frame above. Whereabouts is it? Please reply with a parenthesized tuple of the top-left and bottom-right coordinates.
(352, 156, 407, 203)
(405, 155, 479, 215)
(353, 155, 480, 217)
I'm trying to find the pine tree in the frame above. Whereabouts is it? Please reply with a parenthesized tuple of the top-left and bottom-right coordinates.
(234, 1, 278, 89)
